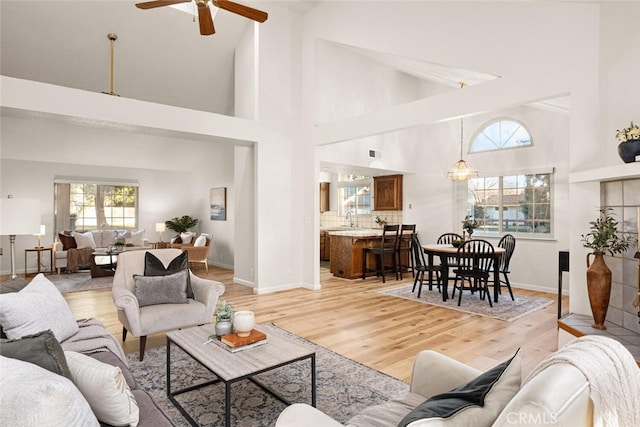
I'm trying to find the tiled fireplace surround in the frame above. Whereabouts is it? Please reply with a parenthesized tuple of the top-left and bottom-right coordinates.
(602, 178, 640, 334)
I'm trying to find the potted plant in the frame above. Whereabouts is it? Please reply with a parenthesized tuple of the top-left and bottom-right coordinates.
(165, 215, 199, 234)
(461, 215, 479, 239)
(214, 300, 234, 337)
(581, 207, 635, 329)
(615, 121, 640, 163)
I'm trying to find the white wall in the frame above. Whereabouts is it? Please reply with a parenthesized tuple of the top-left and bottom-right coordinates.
(0, 114, 236, 274)
(568, 2, 640, 316)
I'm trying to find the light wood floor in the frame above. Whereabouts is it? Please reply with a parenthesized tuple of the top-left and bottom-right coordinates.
(59, 265, 568, 382)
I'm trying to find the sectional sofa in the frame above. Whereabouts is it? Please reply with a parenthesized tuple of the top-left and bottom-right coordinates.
(53, 229, 150, 274)
(0, 274, 172, 426)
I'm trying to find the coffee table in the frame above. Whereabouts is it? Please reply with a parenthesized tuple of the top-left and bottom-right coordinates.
(89, 251, 118, 278)
(166, 323, 316, 427)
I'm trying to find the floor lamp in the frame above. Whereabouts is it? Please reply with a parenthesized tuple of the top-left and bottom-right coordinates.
(0, 197, 41, 279)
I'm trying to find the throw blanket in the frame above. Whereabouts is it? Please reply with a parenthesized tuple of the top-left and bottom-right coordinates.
(65, 247, 94, 273)
(525, 335, 640, 427)
(61, 318, 128, 367)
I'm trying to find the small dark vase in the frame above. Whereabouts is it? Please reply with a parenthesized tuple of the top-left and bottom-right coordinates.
(617, 140, 640, 163)
(586, 252, 611, 330)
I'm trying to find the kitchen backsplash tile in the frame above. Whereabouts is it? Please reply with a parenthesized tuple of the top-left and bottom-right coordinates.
(320, 210, 403, 229)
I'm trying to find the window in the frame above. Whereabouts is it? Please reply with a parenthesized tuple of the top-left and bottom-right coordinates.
(54, 181, 138, 233)
(471, 119, 532, 153)
(337, 174, 371, 217)
(468, 172, 552, 236)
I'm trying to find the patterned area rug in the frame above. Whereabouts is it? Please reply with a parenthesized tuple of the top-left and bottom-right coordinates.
(45, 272, 113, 293)
(127, 323, 409, 427)
(380, 284, 553, 322)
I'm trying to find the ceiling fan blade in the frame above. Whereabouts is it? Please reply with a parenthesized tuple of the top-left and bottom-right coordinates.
(212, 0, 268, 23)
(198, 4, 215, 35)
(135, 0, 190, 10)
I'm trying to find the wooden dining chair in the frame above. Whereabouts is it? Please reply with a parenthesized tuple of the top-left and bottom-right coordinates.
(451, 239, 495, 307)
(437, 232, 463, 282)
(410, 233, 442, 297)
(497, 234, 516, 300)
(396, 224, 416, 279)
(362, 224, 400, 283)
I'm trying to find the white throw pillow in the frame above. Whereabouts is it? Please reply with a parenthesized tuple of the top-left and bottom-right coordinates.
(193, 234, 207, 247)
(180, 232, 195, 244)
(100, 230, 117, 247)
(131, 229, 145, 247)
(0, 273, 79, 341)
(74, 231, 96, 249)
(64, 351, 140, 427)
(0, 356, 99, 427)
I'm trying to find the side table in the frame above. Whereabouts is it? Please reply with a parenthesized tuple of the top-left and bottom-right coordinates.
(151, 241, 169, 249)
(24, 247, 53, 277)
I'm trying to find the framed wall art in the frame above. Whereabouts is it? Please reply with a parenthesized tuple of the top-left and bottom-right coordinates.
(210, 187, 227, 221)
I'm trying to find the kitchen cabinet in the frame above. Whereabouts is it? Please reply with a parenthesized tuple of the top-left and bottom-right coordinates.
(374, 174, 403, 210)
(319, 230, 330, 261)
(329, 230, 384, 279)
(319, 182, 330, 212)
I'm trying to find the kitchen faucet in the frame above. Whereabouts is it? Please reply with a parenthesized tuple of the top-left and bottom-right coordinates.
(345, 211, 354, 227)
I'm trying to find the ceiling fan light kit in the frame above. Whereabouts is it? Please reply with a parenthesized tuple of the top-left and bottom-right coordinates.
(135, 0, 268, 36)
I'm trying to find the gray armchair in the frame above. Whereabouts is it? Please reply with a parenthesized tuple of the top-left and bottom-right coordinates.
(112, 249, 224, 360)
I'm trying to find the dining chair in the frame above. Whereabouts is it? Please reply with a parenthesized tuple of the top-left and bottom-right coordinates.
(497, 234, 516, 300)
(437, 232, 463, 282)
(410, 233, 442, 297)
(451, 239, 495, 307)
(362, 224, 400, 283)
(396, 224, 416, 279)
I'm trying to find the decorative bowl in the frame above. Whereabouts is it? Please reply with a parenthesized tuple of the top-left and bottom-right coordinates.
(452, 240, 464, 248)
(232, 310, 255, 337)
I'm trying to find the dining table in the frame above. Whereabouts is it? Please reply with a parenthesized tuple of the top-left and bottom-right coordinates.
(422, 243, 506, 303)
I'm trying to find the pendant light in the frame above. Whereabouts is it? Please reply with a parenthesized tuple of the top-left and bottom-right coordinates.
(447, 82, 478, 181)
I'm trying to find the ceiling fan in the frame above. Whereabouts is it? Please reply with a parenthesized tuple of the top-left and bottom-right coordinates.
(135, 0, 268, 36)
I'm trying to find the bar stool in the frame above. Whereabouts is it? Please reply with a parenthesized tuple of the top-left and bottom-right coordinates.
(362, 224, 400, 283)
(396, 224, 416, 279)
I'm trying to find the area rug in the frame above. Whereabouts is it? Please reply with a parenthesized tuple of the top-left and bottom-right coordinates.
(45, 272, 113, 294)
(379, 284, 553, 322)
(127, 323, 409, 427)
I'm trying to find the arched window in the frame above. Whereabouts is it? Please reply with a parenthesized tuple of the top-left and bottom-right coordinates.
(470, 118, 532, 153)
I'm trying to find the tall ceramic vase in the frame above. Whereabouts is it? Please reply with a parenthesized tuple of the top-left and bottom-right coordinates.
(586, 252, 611, 330)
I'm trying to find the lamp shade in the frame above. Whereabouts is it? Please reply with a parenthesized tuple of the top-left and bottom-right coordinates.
(34, 224, 46, 236)
(447, 159, 479, 181)
(0, 198, 41, 236)
(156, 223, 166, 233)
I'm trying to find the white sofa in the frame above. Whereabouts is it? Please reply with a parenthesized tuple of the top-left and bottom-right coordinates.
(53, 229, 150, 274)
(276, 335, 640, 427)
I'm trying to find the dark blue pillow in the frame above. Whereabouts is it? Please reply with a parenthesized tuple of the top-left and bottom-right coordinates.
(144, 251, 193, 299)
(398, 349, 521, 427)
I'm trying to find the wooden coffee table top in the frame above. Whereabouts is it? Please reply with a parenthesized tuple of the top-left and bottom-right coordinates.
(166, 323, 315, 381)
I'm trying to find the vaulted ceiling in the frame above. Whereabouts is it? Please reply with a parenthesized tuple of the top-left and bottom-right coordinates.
(0, 0, 284, 115)
(1, 1, 568, 120)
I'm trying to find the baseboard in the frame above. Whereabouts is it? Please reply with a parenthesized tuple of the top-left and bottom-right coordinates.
(210, 260, 233, 270)
(511, 281, 566, 295)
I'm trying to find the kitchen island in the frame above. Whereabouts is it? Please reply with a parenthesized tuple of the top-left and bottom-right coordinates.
(329, 229, 384, 279)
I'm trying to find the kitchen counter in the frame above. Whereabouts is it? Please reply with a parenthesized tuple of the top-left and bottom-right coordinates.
(328, 229, 382, 237)
(328, 229, 385, 279)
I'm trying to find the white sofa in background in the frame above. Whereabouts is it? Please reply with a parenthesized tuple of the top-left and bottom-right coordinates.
(53, 229, 150, 274)
(276, 335, 640, 427)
